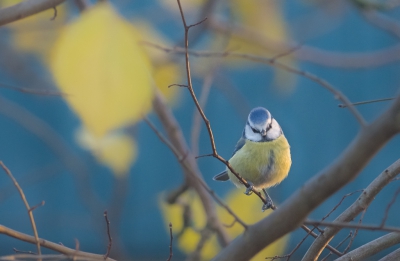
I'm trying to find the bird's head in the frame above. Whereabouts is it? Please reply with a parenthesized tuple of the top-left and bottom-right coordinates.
(244, 107, 282, 142)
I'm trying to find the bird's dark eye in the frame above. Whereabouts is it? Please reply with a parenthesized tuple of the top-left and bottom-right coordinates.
(251, 127, 259, 133)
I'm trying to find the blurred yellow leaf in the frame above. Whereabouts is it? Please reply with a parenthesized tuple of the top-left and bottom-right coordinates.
(160, 191, 219, 260)
(223, 0, 297, 92)
(217, 189, 288, 259)
(76, 127, 137, 177)
(160, 189, 288, 260)
(51, 3, 153, 138)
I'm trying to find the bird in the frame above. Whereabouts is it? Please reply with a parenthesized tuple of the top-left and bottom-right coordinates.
(213, 107, 291, 211)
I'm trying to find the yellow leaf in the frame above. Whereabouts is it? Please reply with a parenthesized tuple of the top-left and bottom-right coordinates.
(223, 0, 297, 93)
(217, 189, 288, 259)
(51, 3, 153, 138)
(159, 189, 288, 260)
(76, 127, 137, 177)
(159, 191, 219, 260)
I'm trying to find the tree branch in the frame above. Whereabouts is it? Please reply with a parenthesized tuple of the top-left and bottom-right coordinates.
(211, 96, 400, 261)
(303, 157, 400, 260)
(0, 225, 115, 261)
(0, 0, 66, 27)
(335, 232, 400, 261)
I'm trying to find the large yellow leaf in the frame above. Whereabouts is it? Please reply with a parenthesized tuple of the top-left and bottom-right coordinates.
(51, 3, 153, 138)
(160, 189, 288, 260)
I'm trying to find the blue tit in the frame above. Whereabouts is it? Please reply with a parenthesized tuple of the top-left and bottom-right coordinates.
(213, 107, 291, 210)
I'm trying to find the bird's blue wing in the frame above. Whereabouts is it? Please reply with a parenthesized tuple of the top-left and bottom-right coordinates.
(213, 130, 246, 182)
(232, 136, 246, 157)
(213, 170, 229, 181)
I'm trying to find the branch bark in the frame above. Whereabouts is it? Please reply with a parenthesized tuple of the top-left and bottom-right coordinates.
(0, 225, 115, 261)
(0, 0, 66, 27)
(211, 96, 400, 261)
(335, 232, 400, 261)
(303, 158, 400, 260)
(152, 91, 230, 246)
(379, 247, 400, 261)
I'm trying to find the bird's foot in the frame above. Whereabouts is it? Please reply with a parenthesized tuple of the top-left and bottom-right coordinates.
(244, 182, 254, 195)
(262, 199, 275, 212)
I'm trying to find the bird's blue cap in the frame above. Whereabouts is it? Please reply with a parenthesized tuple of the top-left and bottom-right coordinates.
(248, 107, 271, 125)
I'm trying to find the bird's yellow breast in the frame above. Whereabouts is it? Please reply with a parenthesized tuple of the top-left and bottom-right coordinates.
(227, 135, 291, 191)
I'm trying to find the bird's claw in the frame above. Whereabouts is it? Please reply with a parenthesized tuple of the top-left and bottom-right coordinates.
(262, 199, 275, 211)
(244, 183, 254, 195)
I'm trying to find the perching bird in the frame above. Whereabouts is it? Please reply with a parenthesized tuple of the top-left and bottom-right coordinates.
(213, 107, 291, 210)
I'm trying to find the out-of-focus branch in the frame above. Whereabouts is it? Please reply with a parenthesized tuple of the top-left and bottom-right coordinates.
(0, 0, 66, 27)
(143, 42, 366, 127)
(303, 158, 400, 261)
(304, 220, 400, 233)
(379, 247, 400, 261)
(152, 92, 231, 245)
(211, 96, 400, 261)
(209, 19, 400, 68)
(0, 225, 115, 261)
(335, 232, 400, 261)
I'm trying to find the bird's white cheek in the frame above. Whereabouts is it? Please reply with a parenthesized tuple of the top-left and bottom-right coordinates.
(245, 125, 262, 142)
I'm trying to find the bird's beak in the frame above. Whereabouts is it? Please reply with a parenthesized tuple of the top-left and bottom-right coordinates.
(261, 129, 267, 137)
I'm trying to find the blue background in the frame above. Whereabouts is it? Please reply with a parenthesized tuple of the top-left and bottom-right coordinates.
(0, 0, 400, 260)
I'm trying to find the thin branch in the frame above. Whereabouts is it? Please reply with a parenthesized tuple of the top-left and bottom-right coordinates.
(144, 114, 247, 229)
(0, 225, 115, 260)
(342, 208, 368, 254)
(13, 248, 37, 255)
(0, 82, 66, 96)
(335, 232, 400, 261)
(167, 223, 173, 261)
(103, 211, 112, 260)
(304, 220, 400, 233)
(168, 83, 188, 88)
(381, 185, 400, 227)
(50, 6, 57, 20)
(0, 0, 66, 27)
(143, 42, 366, 127)
(320, 232, 353, 261)
(339, 97, 395, 108)
(0, 161, 41, 255)
(303, 158, 400, 261)
(379, 247, 400, 261)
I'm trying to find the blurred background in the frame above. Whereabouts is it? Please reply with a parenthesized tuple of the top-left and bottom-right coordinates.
(0, 0, 400, 260)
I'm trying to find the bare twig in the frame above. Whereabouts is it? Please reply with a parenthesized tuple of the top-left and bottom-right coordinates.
(320, 232, 353, 261)
(339, 98, 395, 108)
(145, 114, 247, 229)
(191, 70, 215, 156)
(335, 232, 400, 261)
(381, 185, 400, 227)
(103, 211, 112, 260)
(13, 248, 37, 255)
(379, 247, 400, 261)
(0, 0, 66, 26)
(167, 223, 173, 261)
(303, 158, 400, 261)
(0, 161, 42, 255)
(168, 83, 188, 88)
(50, 6, 57, 20)
(143, 42, 366, 128)
(147, 96, 234, 244)
(304, 220, 400, 233)
(0, 82, 66, 96)
(0, 225, 115, 260)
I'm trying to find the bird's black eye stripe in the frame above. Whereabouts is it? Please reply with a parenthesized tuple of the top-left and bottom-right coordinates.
(251, 127, 259, 133)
